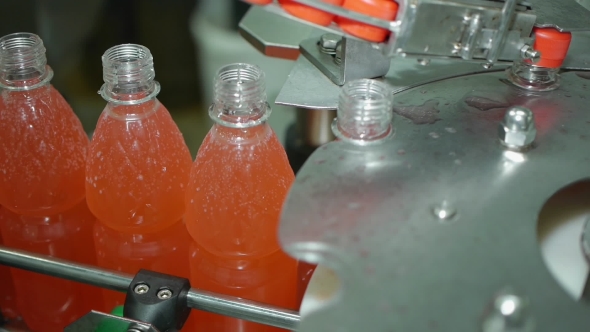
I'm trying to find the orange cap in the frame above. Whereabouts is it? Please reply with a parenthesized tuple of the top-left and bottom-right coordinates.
(279, 0, 344, 26)
(244, 0, 273, 5)
(533, 27, 572, 68)
(337, 0, 398, 43)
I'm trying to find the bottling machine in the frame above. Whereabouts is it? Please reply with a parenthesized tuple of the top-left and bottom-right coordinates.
(2, 0, 590, 330)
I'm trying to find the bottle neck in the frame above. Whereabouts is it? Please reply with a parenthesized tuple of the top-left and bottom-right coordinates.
(99, 44, 159, 105)
(507, 59, 560, 92)
(0, 33, 52, 91)
(332, 79, 393, 145)
(209, 63, 271, 128)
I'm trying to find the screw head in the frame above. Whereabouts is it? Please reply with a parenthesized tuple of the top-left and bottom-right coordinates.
(319, 34, 341, 54)
(482, 290, 534, 332)
(417, 58, 431, 66)
(134, 283, 149, 294)
(157, 288, 173, 300)
(432, 201, 457, 222)
(498, 106, 536, 149)
(520, 45, 541, 64)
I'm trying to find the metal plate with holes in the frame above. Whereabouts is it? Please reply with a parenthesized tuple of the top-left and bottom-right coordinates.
(64, 311, 159, 332)
(279, 70, 590, 331)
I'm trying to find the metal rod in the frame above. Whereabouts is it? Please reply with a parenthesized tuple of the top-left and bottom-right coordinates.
(0, 246, 300, 330)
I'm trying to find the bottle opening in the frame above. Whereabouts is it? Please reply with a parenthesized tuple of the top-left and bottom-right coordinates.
(0, 32, 49, 88)
(332, 79, 393, 144)
(100, 44, 158, 104)
(210, 63, 270, 128)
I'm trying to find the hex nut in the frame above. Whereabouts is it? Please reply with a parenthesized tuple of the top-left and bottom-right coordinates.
(319, 34, 341, 53)
(498, 107, 536, 149)
(498, 125, 537, 148)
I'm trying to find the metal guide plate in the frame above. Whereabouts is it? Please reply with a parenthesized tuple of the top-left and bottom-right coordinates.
(279, 70, 590, 330)
(275, 55, 511, 109)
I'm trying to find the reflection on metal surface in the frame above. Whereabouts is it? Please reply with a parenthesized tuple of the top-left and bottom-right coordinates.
(481, 290, 534, 332)
(300, 36, 391, 85)
(279, 71, 590, 331)
(530, 0, 590, 31)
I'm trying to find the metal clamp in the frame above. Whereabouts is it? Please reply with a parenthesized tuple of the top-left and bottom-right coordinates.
(300, 34, 390, 85)
(124, 270, 191, 332)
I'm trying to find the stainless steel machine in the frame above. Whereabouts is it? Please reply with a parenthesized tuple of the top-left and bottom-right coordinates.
(2, 0, 590, 330)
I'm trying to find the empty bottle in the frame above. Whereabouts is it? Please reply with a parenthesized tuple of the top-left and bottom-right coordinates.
(0, 32, 101, 332)
(185, 63, 298, 331)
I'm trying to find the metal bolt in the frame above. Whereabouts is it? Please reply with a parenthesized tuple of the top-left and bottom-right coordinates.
(157, 288, 173, 300)
(417, 58, 431, 66)
(334, 43, 343, 65)
(483, 62, 494, 69)
(432, 201, 457, 222)
(134, 283, 149, 294)
(319, 33, 341, 55)
(482, 290, 534, 332)
(498, 106, 536, 150)
(520, 44, 541, 64)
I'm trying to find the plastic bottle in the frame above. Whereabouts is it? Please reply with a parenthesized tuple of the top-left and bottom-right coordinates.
(185, 63, 298, 330)
(0, 32, 102, 331)
(86, 44, 193, 326)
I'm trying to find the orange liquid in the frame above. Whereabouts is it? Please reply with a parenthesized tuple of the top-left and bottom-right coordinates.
(87, 98, 194, 329)
(0, 200, 104, 332)
(93, 219, 196, 330)
(0, 225, 19, 321)
(185, 123, 298, 330)
(94, 219, 191, 308)
(86, 99, 192, 233)
(190, 242, 297, 331)
(0, 85, 88, 216)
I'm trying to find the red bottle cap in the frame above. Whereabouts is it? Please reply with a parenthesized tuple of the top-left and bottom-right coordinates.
(279, 0, 344, 26)
(337, 0, 398, 43)
(533, 27, 572, 69)
(244, 0, 273, 5)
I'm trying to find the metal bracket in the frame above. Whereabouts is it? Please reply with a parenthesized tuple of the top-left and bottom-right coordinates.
(300, 36, 391, 86)
(124, 270, 191, 332)
(64, 311, 159, 332)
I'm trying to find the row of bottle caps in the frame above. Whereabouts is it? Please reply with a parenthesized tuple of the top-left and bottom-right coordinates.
(245, 0, 399, 43)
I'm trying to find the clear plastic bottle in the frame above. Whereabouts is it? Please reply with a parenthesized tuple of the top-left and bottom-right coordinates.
(86, 44, 193, 326)
(185, 63, 298, 330)
(0, 32, 102, 331)
(331, 78, 393, 144)
(297, 79, 393, 307)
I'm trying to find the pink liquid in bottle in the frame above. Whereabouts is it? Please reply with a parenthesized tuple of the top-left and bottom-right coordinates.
(185, 64, 298, 331)
(86, 44, 194, 330)
(0, 33, 102, 331)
